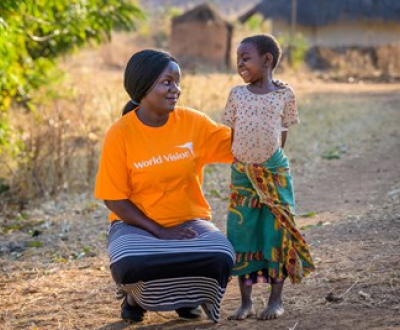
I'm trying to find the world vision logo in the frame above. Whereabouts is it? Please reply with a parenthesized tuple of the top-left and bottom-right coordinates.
(133, 142, 194, 169)
(176, 142, 194, 155)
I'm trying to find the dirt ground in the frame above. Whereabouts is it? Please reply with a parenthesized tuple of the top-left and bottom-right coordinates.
(1, 82, 400, 330)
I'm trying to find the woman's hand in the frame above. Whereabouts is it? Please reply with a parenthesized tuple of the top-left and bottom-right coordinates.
(155, 225, 197, 240)
(104, 199, 197, 240)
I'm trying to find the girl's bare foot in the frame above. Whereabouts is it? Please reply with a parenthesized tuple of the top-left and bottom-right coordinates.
(228, 303, 255, 320)
(228, 277, 254, 320)
(257, 300, 284, 320)
(258, 281, 285, 320)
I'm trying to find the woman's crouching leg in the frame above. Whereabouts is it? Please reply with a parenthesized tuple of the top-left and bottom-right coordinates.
(106, 220, 235, 321)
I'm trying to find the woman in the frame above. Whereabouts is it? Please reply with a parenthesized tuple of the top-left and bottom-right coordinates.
(95, 49, 235, 323)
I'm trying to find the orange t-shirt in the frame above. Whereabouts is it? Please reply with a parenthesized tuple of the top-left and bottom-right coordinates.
(94, 106, 233, 227)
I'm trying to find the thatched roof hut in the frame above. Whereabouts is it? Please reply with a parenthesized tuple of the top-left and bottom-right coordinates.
(240, 0, 400, 26)
(240, 0, 400, 47)
(170, 3, 233, 69)
(143, 0, 259, 18)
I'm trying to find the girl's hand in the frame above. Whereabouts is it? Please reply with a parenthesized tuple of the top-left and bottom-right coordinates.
(155, 225, 197, 240)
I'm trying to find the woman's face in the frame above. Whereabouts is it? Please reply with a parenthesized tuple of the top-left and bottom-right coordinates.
(141, 61, 181, 117)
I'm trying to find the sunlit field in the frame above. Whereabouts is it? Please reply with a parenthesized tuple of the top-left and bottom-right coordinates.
(1, 30, 400, 330)
(2, 32, 398, 203)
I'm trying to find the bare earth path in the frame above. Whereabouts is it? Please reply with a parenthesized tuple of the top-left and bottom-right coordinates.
(1, 83, 399, 330)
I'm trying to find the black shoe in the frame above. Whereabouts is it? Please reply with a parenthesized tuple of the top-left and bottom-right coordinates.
(121, 297, 146, 322)
(176, 306, 202, 320)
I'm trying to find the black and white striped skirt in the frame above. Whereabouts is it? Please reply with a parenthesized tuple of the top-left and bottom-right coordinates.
(107, 219, 235, 322)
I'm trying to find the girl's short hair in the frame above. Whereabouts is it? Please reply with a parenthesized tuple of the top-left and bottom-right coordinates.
(122, 49, 178, 115)
(241, 34, 282, 69)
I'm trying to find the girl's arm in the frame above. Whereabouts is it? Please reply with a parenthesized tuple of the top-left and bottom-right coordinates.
(104, 199, 196, 240)
(281, 87, 299, 148)
(281, 131, 288, 148)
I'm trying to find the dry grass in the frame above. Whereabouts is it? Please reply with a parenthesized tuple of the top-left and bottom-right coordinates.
(1, 31, 400, 330)
(2, 30, 398, 204)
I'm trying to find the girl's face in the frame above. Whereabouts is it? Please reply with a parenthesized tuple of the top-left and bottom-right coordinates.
(236, 42, 270, 84)
(141, 61, 181, 117)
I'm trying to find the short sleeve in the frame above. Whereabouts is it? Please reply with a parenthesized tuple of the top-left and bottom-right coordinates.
(282, 88, 300, 129)
(94, 124, 131, 200)
(221, 88, 237, 128)
(201, 114, 233, 164)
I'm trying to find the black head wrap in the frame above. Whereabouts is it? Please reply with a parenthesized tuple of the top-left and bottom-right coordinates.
(122, 50, 178, 115)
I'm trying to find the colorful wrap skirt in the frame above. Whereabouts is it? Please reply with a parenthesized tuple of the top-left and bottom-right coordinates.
(227, 148, 315, 285)
(107, 219, 235, 322)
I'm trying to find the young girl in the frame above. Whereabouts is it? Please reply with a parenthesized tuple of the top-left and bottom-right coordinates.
(222, 34, 315, 321)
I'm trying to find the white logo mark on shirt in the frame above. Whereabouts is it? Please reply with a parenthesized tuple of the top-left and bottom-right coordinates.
(177, 142, 194, 155)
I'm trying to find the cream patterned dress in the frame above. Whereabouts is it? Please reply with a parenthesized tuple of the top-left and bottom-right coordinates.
(222, 80, 299, 163)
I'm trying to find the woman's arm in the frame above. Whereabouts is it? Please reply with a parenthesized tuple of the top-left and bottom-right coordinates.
(104, 199, 196, 240)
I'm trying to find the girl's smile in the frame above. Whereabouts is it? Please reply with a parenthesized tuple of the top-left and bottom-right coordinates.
(236, 42, 267, 84)
(239, 69, 250, 80)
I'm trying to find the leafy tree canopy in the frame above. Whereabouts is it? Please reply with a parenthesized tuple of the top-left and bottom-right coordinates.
(0, 0, 143, 112)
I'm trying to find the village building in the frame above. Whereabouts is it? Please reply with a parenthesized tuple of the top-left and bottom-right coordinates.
(239, 0, 400, 47)
(170, 3, 233, 69)
(240, 0, 400, 76)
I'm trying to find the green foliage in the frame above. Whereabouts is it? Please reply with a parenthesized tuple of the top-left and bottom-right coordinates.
(0, 113, 24, 158)
(299, 211, 317, 218)
(138, 6, 182, 48)
(0, 177, 10, 195)
(278, 33, 309, 68)
(0, 1, 143, 198)
(27, 241, 43, 248)
(322, 148, 342, 159)
(163, 6, 183, 19)
(0, 0, 143, 113)
(321, 145, 347, 160)
(245, 13, 269, 32)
